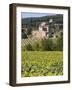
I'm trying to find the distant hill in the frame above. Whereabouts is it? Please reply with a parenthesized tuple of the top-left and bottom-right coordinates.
(22, 14, 63, 29)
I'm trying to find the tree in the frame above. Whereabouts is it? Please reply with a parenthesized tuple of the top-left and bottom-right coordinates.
(27, 27, 32, 35)
(22, 31, 27, 39)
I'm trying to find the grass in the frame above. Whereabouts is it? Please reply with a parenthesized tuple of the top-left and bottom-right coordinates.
(21, 51, 63, 77)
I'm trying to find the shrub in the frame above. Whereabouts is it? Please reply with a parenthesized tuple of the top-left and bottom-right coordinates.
(32, 42, 41, 51)
(56, 37, 63, 51)
(41, 38, 56, 51)
(25, 43, 33, 51)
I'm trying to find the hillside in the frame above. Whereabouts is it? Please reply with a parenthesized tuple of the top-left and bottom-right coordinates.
(22, 14, 63, 29)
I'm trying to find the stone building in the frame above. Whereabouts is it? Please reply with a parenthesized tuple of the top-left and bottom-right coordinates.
(32, 22, 49, 38)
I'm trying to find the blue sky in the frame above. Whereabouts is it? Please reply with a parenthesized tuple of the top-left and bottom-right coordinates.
(21, 12, 56, 19)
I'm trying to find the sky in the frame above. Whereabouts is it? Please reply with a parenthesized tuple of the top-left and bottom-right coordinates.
(21, 12, 56, 19)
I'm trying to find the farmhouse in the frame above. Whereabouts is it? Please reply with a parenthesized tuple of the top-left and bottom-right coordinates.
(32, 22, 49, 38)
(22, 19, 63, 39)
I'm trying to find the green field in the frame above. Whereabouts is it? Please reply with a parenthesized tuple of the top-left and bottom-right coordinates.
(21, 51, 63, 77)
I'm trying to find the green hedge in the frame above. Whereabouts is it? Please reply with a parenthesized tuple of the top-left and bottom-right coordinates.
(22, 36, 63, 51)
